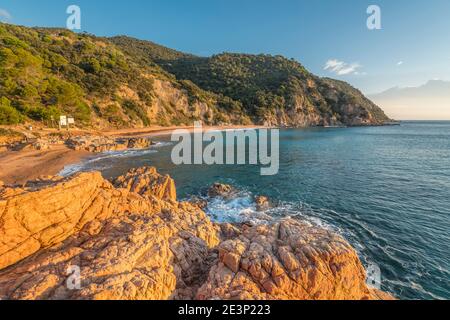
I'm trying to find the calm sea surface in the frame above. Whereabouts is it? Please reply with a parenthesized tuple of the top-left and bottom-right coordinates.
(62, 121, 450, 300)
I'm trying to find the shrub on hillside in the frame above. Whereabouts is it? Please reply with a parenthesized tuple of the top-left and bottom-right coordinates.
(0, 97, 23, 125)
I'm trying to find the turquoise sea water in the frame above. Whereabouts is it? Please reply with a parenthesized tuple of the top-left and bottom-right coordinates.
(63, 121, 450, 300)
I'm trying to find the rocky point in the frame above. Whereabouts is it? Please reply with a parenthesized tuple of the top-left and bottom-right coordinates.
(0, 167, 394, 300)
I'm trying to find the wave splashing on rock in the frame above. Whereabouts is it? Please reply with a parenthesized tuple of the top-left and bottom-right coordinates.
(0, 167, 394, 300)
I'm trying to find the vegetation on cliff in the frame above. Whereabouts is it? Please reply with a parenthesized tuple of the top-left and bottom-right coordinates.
(0, 23, 389, 127)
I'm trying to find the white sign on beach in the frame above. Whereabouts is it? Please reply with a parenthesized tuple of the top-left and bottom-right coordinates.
(59, 116, 67, 126)
(68, 117, 75, 125)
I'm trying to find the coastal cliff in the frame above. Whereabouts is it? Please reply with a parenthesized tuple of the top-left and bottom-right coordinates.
(0, 167, 392, 300)
(0, 23, 389, 129)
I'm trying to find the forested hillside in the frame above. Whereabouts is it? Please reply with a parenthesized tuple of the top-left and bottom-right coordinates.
(0, 23, 389, 127)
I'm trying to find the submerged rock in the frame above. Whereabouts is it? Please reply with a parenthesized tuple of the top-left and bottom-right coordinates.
(0, 167, 394, 300)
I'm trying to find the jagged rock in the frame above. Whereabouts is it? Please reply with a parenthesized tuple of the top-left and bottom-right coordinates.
(220, 223, 242, 240)
(113, 167, 177, 202)
(0, 168, 219, 300)
(0, 167, 394, 300)
(189, 197, 208, 210)
(126, 137, 152, 149)
(208, 183, 235, 198)
(66, 136, 152, 153)
(255, 196, 271, 211)
(197, 219, 391, 300)
(66, 136, 124, 153)
(0, 172, 119, 270)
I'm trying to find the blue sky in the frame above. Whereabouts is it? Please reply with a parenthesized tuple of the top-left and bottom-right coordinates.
(1, 0, 449, 94)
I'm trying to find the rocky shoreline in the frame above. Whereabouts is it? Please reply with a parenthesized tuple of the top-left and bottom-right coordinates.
(2, 134, 153, 154)
(0, 167, 394, 300)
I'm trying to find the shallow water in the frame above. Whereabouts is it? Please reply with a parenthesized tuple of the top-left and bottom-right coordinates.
(61, 121, 450, 300)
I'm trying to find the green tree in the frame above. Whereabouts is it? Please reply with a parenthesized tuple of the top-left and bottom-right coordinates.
(0, 97, 22, 124)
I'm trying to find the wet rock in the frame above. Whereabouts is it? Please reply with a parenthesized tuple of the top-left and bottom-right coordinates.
(208, 183, 235, 198)
(190, 197, 208, 210)
(126, 137, 152, 149)
(255, 195, 271, 211)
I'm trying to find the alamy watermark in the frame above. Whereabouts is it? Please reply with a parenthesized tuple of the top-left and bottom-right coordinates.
(171, 122, 279, 176)
(66, 265, 81, 290)
(66, 5, 81, 30)
(367, 5, 382, 30)
(366, 263, 382, 289)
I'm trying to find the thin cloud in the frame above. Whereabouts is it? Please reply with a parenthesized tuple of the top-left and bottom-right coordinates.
(0, 8, 12, 22)
(397, 61, 404, 66)
(324, 59, 362, 76)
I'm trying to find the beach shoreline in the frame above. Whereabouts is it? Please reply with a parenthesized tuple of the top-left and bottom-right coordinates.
(0, 125, 265, 185)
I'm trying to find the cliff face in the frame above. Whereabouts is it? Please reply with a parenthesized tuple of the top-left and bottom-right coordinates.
(0, 167, 393, 300)
(1, 23, 388, 128)
(123, 50, 391, 127)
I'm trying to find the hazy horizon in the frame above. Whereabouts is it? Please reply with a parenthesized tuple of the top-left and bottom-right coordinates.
(369, 80, 450, 121)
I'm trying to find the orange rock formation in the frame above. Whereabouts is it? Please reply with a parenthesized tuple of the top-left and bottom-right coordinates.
(0, 167, 393, 300)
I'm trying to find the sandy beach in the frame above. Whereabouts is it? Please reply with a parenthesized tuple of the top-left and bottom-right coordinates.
(0, 145, 91, 185)
(0, 125, 264, 185)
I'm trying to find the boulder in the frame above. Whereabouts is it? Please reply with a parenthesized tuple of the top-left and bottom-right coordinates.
(126, 137, 152, 149)
(189, 196, 208, 210)
(255, 195, 271, 211)
(208, 183, 235, 198)
(66, 136, 118, 153)
(32, 139, 51, 151)
(197, 218, 393, 300)
(113, 167, 177, 202)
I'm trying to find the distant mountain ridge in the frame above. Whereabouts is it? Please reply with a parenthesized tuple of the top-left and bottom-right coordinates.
(0, 23, 389, 127)
(369, 80, 450, 120)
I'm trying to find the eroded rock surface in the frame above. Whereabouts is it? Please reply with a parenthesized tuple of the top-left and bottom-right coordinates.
(113, 167, 177, 202)
(197, 219, 386, 300)
(0, 167, 394, 300)
(208, 183, 236, 199)
(0, 167, 218, 300)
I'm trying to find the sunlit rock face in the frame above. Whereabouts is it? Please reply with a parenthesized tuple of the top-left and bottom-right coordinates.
(0, 167, 393, 300)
